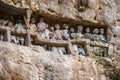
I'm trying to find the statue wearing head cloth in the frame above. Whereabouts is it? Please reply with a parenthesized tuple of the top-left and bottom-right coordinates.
(91, 28, 99, 41)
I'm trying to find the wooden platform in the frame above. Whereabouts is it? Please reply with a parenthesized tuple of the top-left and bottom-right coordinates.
(0, 27, 112, 55)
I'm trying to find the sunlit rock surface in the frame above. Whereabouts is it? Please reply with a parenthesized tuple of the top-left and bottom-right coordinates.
(1, 0, 118, 25)
(0, 42, 108, 80)
(0, 0, 120, 80)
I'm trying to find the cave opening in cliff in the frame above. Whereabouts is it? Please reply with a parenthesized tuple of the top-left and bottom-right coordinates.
(31, 12, 108, 40)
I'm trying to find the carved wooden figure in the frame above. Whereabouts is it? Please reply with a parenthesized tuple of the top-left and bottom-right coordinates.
(53, 24, 63, 40)
(78, 0, 88, 12)
(77, 25, 84, 38)
(84, 27, 91, 39)
(62, 24, 70, 40)
(91, 28, 99, 41)
(29, 18, 37, 32)
(49, 27, 55, 39)
(70, 28, 76, 39)
(99, 28, 106, 42)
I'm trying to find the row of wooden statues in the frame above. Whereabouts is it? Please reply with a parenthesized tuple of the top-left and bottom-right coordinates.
(0, 18, 106, 42)
(0, 18, 107, 55)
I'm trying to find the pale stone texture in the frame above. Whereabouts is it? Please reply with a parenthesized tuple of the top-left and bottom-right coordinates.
(2, 0, 118, 25)
(0, 42, 107, 80)
(0, 0, 120, 80)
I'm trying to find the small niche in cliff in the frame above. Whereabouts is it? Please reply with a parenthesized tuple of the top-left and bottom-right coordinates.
(77, 0, 89, 12)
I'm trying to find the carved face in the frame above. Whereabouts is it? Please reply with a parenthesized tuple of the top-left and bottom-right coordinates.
(70, 28, 75, 33)
(100, 29, 105, 35)
(55, 24, 60, 30)
(86, 27, 90, 33)
(50, 27, 54, 31)
(77, 25, 83, 32)
(63, 24, 69, 29)
(93, 28, 99, 34)
(8, 21, 13, 27)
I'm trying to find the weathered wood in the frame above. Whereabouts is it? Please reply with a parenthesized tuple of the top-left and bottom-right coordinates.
(36, 36, 68, 47)
(6, 27, 11, 42)
(25, 30, 31, 46)
(84, 44, 90, 56)
(90, 41, 109, 48)
(0, 26, 111, 56)
(67, 40, 76, 54)
(70, 39, 90, 55)
(11, 29, 27, 36)
(29, 31, 38, 37)
(0, 27, 7, 32)
(70, 38, 90, 45)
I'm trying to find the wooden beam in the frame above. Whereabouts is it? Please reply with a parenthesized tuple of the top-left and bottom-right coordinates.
(70, 38, 90, 45)
(6, 27, 11, 42)
(23, 15, 31, 47)
(67, 40, 76, 54)
(90, 41, 109, 48)
(36, 36, 68, 47)
(25, 30, 31, 46)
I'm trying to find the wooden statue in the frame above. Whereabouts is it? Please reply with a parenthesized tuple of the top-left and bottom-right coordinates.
(62, 24, 70, 40)
(84, 27, 91, 39)
(78, 0, 88, 12)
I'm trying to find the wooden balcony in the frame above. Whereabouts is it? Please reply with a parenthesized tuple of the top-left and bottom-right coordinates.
(0, 26, 112, 56)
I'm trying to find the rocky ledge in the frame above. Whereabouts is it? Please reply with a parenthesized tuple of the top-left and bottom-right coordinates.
(0, 42, 114, 80)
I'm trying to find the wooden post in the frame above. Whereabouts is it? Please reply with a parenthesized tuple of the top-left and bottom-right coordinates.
(23, 9, 32, 47)
(84, 44, 90, 56)
(67, 40, 76, 54)
(5, 27, 11, 42)
(25, 29, 31, 46)
(84, 40, 90, 56)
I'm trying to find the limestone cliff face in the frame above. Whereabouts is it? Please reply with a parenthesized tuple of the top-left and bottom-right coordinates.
(0, 42, 108, 80)
(2, 0, 118, 25)
(29, 0, 117, 24)
(0, 0, 120, 80)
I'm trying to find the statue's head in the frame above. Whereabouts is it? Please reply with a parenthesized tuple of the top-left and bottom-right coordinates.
(55, 24, 60, 30)
(77, 25, 83, 32)
(63, 24, 69, 29)
(50, 26, 54, 31)
(93, 28, 99, 34)
(70, 28, 75, 33)
(86, 27, 90, 33)
(100, 28, 105, 34)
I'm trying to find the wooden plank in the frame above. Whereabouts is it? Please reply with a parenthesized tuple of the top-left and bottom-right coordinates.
(70, 38, 90, 45)
(6, 27, 11, 42)
(67, 40, 76, 54)
(0, 27, 7, 32)
(90, 41, 109, 48)
(11, 29, 27, 36)
(36, 36, 68, 47)
(29, 31, 38, 37)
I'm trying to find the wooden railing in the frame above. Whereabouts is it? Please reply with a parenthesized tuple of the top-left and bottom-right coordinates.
(0, 27, 111, 56)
